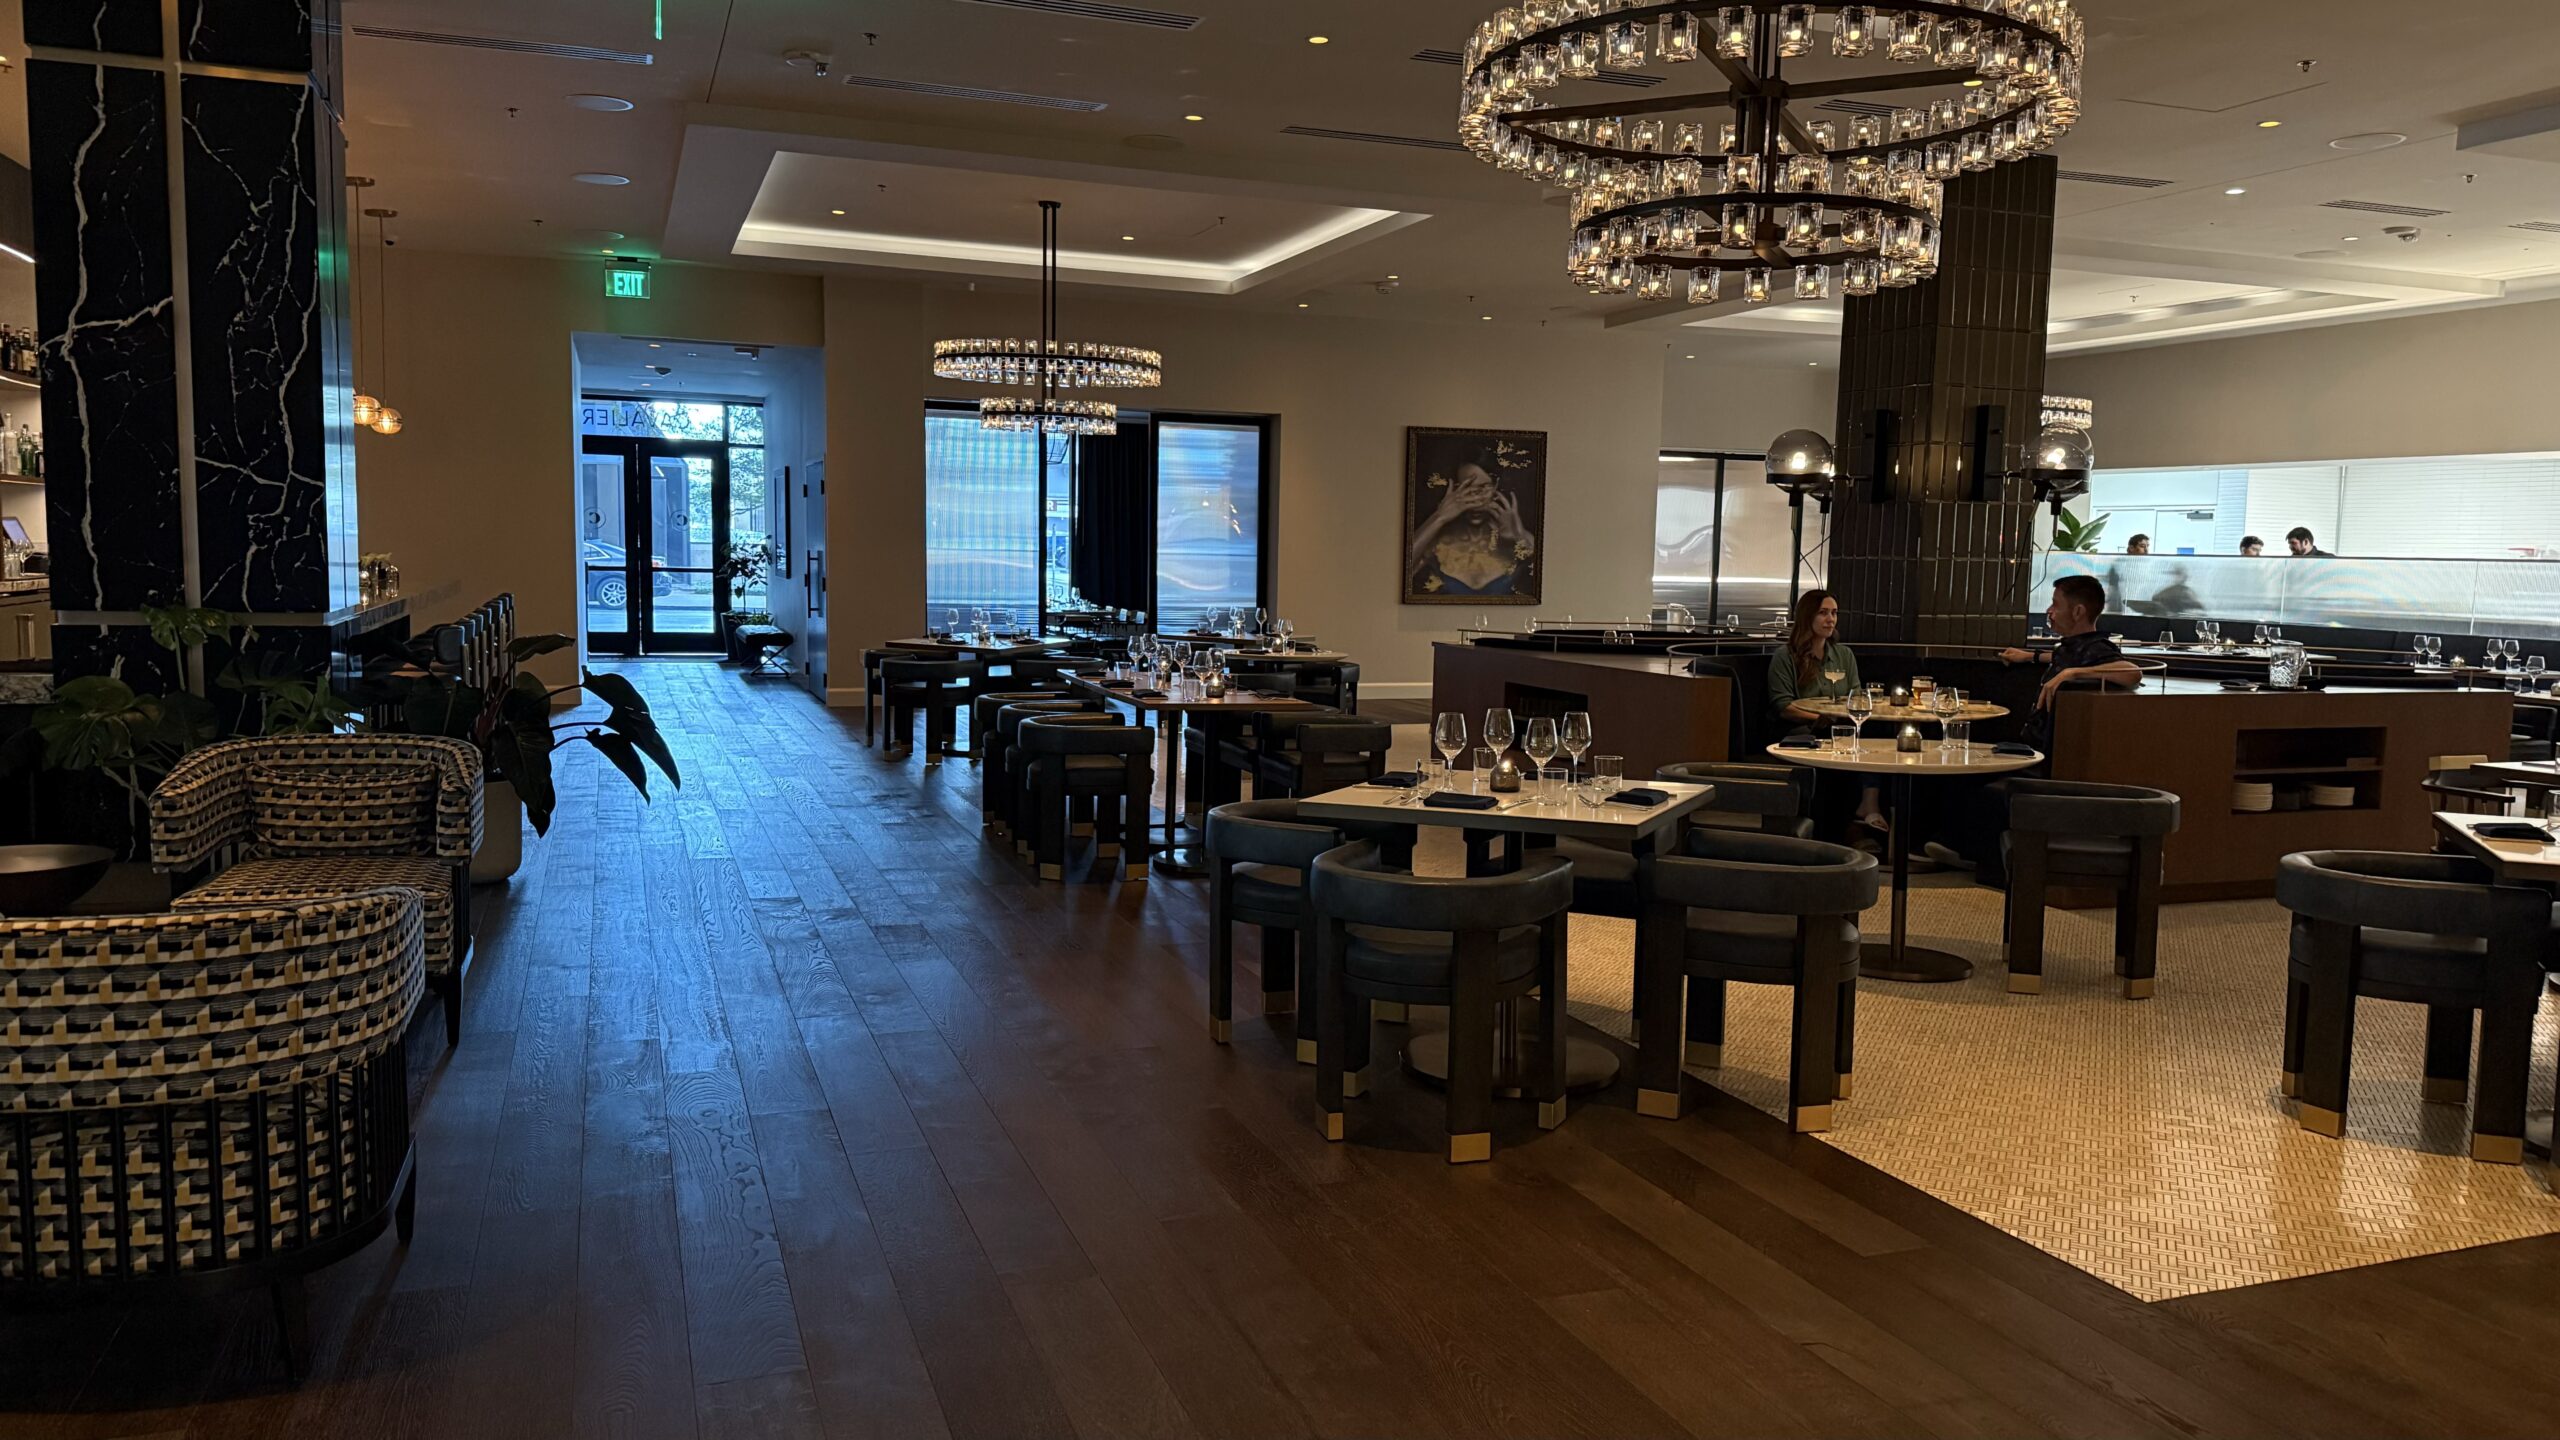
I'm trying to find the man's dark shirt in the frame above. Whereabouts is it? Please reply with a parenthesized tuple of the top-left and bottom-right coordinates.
(2020, 630, 2126, 751)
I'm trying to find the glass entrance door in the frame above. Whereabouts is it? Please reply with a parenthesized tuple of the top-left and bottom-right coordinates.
(580, 436, 730, 655)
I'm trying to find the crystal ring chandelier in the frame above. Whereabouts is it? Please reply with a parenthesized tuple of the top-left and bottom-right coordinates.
(1459, 3, 2087, 304)
(932, 200, 1161, 434)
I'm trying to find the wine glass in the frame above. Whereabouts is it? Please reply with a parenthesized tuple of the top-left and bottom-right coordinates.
(1433, 712, 1468, 791)
(2528, 655, 2547, 689)
(1274, 618, 1295, 650)
(1523, 718, 1560, 803)
(1560, 711, 1593, 791)
(1846, 684, 1874, 734)
(1253, 606, 1270, 639)
(944, 607, 961, 636)
(1483, 707, 1517, 769)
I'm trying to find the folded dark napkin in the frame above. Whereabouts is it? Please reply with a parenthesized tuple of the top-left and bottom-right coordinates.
(1991, 742, 2039, 757)
(1422, 791, 1499, 810)
(1604, 787, 1671, 808)
(1097, 677, 1135, 687)
(1365, 772, 1424, 787)
(1776, 735, 1823, 749)
(2474, 822, 2554, 842)
(1132, 688, 1169, 700)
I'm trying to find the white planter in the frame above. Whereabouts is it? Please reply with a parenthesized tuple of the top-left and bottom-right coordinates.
(472, 779, 526, 885)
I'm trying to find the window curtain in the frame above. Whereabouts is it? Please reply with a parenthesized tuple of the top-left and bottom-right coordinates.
(1070, 420, 1155, 615)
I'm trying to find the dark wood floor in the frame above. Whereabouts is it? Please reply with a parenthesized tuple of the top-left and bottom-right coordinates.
(7, 662, 2557, 1439)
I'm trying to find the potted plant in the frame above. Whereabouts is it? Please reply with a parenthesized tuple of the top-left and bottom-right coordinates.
(714, 540, 777, 663)
(2050, 509, 2109, 553)
(365, 634, 680, 881)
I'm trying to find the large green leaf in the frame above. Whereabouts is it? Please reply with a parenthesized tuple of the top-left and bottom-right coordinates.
(492, 716, 557, 836)
(579, 668, 653, 718)
(585, 730, 653, 799)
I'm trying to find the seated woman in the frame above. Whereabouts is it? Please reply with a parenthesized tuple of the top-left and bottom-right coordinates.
(1767, 589, 1887, 835)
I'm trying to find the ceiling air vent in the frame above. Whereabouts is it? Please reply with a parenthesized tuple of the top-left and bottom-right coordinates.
(2509, 220, 2560, 235)
(2321, 199, 2451, 217)
(952, 0, 1201, 28)
(1281, 124, 1469, 153)
(1412, 48, 1662, 87)
(348, 26, 655, 64)
(841, 74, 1108, 111)
(2058, 170, 2174, 188)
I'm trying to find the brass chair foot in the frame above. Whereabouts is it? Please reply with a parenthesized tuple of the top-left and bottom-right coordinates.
(2423, 1077, 2467, 1104)
(1342, 1071, 1367, 1099)
(1374, 1001, 1410, 1023)
(1038, 863, 1063, 881)
(1537, 1098, 1567, 1131)
(1097, 842, 1120, 858)
(2122, 976, 2156, 1000)
(2472, 1133, 2525, 1165)
(1447, 1132, 1492, 1164)
(1295, 1038, 1317, 1065)
(2280, 1070, 2299, 1097)
(1210, 1018, 1232, 1044)
(1835, 1071, 1854, 1100)
(1321, 1111, 1345, 1142)
(1263, 991, 1296, 1016)
(1635, 1088, 1681, 1120)
(1071, 822, 1095, 837)
(1683, 1041, 1721, 1068)
(1791, 1104, 1832, 1134)
(2298, 1103, 2345, 1138)
(2006, 972, 2043, 995)
(1123, 866, 1148, 884)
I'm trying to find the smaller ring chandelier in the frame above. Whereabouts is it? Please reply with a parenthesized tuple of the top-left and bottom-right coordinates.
(2040, 394, 2093, 431)
(932, 200, 1161, 435)
(980, 397, 1121, 437)
(1460, 2, 2087, 303)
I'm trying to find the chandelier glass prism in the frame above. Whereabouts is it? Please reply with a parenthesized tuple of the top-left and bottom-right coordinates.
(1459, 2, 2088, 304)
(932, 200, 1161, 435)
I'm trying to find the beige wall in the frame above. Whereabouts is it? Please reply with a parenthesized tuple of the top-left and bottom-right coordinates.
(823, 283, 1672, 697)
(1660, 356, 1838, 455)
(2048, 296, 2560, 470)
(356, 251, 821, 684)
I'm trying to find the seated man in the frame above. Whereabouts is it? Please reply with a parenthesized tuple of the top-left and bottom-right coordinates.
(1927, 575, 2145, 876)
(1998, 573, 2145, 755)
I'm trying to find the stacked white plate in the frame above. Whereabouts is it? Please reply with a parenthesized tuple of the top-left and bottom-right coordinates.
(2306, 784, 2358, 808)
(2233, 782, 2275, 813)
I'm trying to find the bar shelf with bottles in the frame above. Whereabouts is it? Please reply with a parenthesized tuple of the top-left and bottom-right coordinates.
(0, 325, 38, 393)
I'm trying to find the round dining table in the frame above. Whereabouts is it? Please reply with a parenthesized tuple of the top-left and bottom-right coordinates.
(1793, 697, 2009, 725)
(1766, 737, 2043, 983)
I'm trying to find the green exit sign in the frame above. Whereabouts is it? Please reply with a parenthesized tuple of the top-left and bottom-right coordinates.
(604, 263, 652, 300)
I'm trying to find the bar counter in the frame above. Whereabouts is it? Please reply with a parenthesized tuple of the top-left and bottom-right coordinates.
(1431, 642, 1729, 779)
(2050, 678, 2514, 900)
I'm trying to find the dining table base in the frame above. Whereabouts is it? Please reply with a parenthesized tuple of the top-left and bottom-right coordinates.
(1860, 942, 1974, 984)
(1397, 998, 1621, 1096)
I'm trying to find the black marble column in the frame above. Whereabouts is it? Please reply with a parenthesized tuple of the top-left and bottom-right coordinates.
(1829, 156, 2058, 649)
(31, 0, 355, 681)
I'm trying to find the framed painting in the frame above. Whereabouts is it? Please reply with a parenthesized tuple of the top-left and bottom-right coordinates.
(1401, 426, 1546, 605)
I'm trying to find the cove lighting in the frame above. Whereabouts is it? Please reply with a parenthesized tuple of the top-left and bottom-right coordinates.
(0, 243, 32, 264)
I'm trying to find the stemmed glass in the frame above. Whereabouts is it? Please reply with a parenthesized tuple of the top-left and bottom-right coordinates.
(1523, 718, 1560, 805)
(1483, 707, 1517, 777)
(1273, 618, 1295, 651)
(2253, 623, 2269, 646)
(1846, 684, 1875, 736)
(944, 607, 961, 636)
(1122, 633, 1144, 676)
(1254, 606, 1271, 639)
(1560, 711, 1593, 793)
(1433, 712, 1468, 792)
(2528, 655, 2547, 691)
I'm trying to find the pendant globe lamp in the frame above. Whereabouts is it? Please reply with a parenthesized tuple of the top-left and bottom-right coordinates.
(349, 181, 381, 427)
(364, 206, 402, 436)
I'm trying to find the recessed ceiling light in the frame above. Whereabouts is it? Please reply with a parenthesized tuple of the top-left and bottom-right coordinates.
(1387, 274, 1400, 280)
(1961, 78, 1983, 88)
(648, 342, 661, 348)
(1480, 314, 1493, 321)
(1183, 114, 1204, 122)
(639, 382, 652, 388)
(2342, 234, 2359, 242)
(2224, 186, 2247, 195)
(1308, 35, 1330, 45)
(1297, 302, 1310, 308)
(2257, 119, 2283, 129)
(831, 208, 846, 216)
(1684, 354, 1696, 359)
(601, 248, 615, 254)
(574, 172, 632, 186)
(1807, 361, 1819, 367)
(567, 94, 634, 112)
(1122, 234, 1136, 241)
